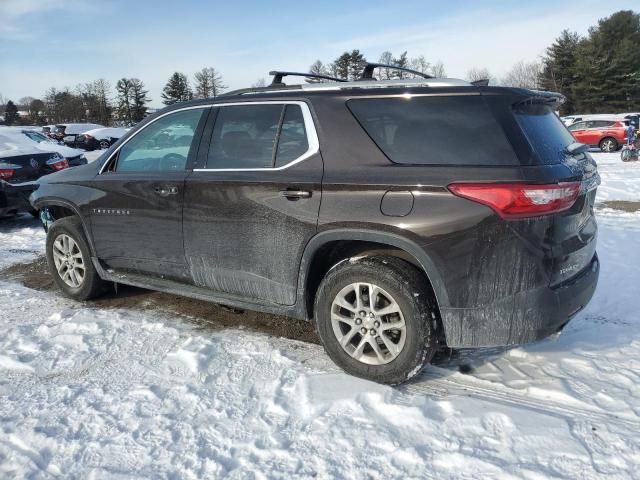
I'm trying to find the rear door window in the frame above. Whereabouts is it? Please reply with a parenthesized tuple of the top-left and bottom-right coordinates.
(347, 95, 517, 166)
(206, 103, 311, 169)
(514, 104, 576, 164)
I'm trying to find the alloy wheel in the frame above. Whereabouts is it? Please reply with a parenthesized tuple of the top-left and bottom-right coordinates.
(601, 139, 616, 152)
(52, 233, 85, 288)
(331, 282, 407, 365)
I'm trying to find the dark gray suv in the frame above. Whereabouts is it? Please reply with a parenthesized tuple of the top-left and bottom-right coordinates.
(30, 65, 600, 384)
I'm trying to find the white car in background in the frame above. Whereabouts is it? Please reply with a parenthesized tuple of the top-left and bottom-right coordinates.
(0, 127, 87, 166)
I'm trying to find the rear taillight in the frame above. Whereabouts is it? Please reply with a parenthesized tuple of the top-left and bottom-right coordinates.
(0, 163, 21, 180)
(0, 168, 15, 180)
(46, 157, 69, 171)
(448, 182, 581, 219)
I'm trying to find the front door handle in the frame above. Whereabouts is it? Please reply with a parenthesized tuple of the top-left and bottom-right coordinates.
(154, 185, 178, 197)
(280, 190, 312, 200)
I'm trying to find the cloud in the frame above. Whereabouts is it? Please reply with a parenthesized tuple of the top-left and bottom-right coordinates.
(0, 0, 99, 39)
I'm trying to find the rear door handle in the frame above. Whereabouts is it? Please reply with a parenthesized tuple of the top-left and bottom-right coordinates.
(154, 185, 178, 197)
(280, 190, 312, 200)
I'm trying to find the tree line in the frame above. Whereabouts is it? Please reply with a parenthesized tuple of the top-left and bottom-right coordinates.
(1, 9, 637, 125)
(0, 67, 228, 127)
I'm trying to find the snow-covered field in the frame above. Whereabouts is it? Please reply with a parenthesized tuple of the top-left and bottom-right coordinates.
(1, 152, 639, 479)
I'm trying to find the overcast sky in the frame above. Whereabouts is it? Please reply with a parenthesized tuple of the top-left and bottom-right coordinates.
(0, 0, 635, 107)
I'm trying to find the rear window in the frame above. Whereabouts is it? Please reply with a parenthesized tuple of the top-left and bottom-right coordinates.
(347, 95, 517, 166)
(514, 104, 575, 164)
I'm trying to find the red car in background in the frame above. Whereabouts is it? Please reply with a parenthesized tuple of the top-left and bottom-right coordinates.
(568, 119, 628, 152)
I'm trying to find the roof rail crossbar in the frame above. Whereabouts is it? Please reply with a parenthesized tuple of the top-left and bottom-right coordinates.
(470, 79, 490, 87)
(359, 62, 434, 81)
(268, 71, 347, 86)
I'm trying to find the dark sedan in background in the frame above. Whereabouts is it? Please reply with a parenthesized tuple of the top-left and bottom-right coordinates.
(0, 130, 71, 216)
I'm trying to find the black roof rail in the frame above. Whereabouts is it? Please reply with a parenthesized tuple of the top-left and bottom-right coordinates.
(269, 71, 346, 86)
(470, 79, 490, 87)
(220, 84, 302, 97)
(359, 62, 434, 80)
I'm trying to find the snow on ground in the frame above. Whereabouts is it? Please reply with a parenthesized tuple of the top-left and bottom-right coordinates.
(594, 150, 640, 203)
(0, 152, 639, 478)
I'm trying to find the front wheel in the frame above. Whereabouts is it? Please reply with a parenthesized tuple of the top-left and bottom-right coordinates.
(599, 137, 618, 153)
(46, 217, 109, 301)
(99, 139, 110, 149)
(314, 256, 438, 385)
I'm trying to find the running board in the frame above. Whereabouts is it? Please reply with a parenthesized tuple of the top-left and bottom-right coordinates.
(91, 257, 304, 320)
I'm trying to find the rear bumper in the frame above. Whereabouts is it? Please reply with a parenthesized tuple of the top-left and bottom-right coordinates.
(440, 253, 599, 347)
(0, 181, 37, 215)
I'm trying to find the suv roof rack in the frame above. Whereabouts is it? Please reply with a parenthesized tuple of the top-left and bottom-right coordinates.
(269, 71, 346, 86)
(359, 62, 434, 80)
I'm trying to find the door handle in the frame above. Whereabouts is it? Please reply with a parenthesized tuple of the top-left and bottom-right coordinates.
(154, 185, 178, 197)
(280, 190, 312, 200)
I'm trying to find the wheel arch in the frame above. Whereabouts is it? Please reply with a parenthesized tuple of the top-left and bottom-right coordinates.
(31, 197, 97, 256)
(297, 229, 450, 323)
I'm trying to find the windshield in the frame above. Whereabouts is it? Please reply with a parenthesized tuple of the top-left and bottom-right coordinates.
(23, 131, 51, 143)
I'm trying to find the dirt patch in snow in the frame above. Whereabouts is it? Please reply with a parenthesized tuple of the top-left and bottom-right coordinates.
(598, 200, 640, 212)
(0, 256, 320, 345)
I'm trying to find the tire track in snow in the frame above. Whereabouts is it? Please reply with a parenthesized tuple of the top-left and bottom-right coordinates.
(400, 367, 640, 430)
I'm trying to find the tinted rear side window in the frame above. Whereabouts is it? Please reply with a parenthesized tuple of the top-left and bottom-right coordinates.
(347, 96, 517, 166)
(514, 104, 576, 165)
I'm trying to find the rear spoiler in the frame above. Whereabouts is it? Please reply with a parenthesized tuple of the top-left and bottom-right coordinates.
(512, 89, 565, 108)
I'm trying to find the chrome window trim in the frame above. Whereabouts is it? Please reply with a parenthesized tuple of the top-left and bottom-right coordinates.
(193, 101, 318, 172)
(98, 101, 319, 174)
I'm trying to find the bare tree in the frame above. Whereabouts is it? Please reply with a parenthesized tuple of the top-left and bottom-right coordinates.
(377, 51, 395, 80)
(18, 96, 36, 110)
(501, 60, 542, 89)
(409, 55, 431, 76)
(430, 60, 446, 78)
(466, 67, 494, 84)
(194, 67, 227, 98)
(306, 60, 330, 83)
(252, 78, 267, 88)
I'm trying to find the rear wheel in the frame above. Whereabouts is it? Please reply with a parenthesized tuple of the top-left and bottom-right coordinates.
(99, 139, 110, 149)
(599, 137, 618, 152)
(314, 256, 438, 385)
(46, 217, 108, 301)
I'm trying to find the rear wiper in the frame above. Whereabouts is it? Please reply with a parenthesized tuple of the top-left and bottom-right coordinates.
(565, 142, 589, 155)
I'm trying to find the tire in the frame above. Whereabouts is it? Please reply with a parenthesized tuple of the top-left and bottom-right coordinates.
(599, 137, 618, 153)
(99, 140, 110, 149)
(314, 256, 438, 385)
(46, 216, 108, 301)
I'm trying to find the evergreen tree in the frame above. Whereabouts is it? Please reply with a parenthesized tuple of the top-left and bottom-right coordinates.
(539, 30, 581, 114)
(4, 100, 18, 125)
(130, 79, 149, 122)
(573, 10, 640, 113)
(161, 72, 193, 105)
(332, 52, 351, 80)
(392, 51, 408, 78)
(194, 67, 226, 98)
(348, 49, 366, 80)
(116, 78, 133, 125)
(28, 99, 45, 124)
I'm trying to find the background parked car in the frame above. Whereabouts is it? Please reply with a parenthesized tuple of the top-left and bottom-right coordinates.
(0, 131, 70, 216)
(567, 119, 627, 152)
(74, 127, 129, 150)
(51, 123, 103, 146)
(1, 127, 87, 167)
